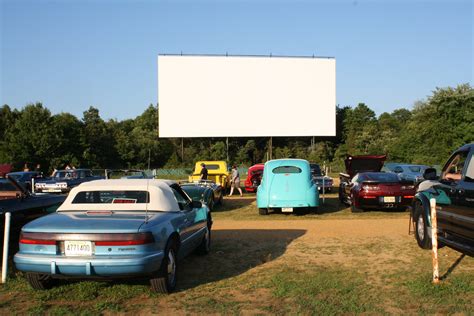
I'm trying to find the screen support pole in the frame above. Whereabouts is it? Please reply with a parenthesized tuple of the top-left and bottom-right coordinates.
(181, 138, 184, 163)
(226, 137, 229, 163)
(269, 137, 273, 160)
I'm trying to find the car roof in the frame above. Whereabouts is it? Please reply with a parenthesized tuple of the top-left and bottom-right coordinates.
(456, 143, 474, 152)
(58, 179, 179, 212)
(7, 171, 39, 175)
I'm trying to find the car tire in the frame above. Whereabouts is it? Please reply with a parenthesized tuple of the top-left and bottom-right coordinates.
(150, 239, 178, 294)
(338, 185, 345, 204)
(218, 191, 224, 205)
(26, 273, 53, 290)
(196, 223, 211, 255)
(414, 202, 432, 249)
(259, 208, 269, 215)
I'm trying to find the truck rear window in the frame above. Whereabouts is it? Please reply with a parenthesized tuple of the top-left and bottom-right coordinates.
(272, 166, 302, 174)
(72, 191, 149, 204)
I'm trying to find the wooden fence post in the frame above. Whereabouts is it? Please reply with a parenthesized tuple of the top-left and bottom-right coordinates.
(1, 212, 11, 284)
(430, 198, 439, 284)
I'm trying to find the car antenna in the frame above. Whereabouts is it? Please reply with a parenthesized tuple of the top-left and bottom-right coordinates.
(145, 179, 150, 224)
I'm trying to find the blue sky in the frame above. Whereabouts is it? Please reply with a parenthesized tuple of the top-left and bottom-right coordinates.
(1, 0, 472, 121)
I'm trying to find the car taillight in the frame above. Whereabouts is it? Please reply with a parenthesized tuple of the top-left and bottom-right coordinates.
(20, 232, 56, 245)
(95, 233, 155, 246)
(362, 185, 380, 191)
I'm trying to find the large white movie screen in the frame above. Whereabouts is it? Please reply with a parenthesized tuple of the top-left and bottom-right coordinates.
(158, 55, 336, 137)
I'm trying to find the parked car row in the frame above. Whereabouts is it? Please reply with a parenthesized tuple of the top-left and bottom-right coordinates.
(3, 143, 472, 295)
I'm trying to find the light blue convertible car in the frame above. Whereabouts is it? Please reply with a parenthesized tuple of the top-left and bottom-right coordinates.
(257, 159, 319, 215)
(14, 179, 212, 293)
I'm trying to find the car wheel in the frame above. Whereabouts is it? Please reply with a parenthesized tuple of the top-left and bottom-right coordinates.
(338, 186, 345, 203)
(259, 208, 269, 215)
(26, 273, 53, 290)
(218, 191, 224, 205)
(196, 224, 211, 255)
(414, 202, 432, 249)
(150, 239, 178, 293)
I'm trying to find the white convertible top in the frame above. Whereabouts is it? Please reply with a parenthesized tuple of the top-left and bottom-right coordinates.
(58, 179, 180, 212)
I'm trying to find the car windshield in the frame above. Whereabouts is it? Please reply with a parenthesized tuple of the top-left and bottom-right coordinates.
(310, 164, 322, 176)
(272, 166, 302, 174)
(205, 164, 220, 170)
(362, 173, 400, 183)
(408, 166, 423, 173)
(72, 190, 150, 204)
(0, 178, 18, 191)
(8, 174, 22, 181)
(55, 171, 77, 179)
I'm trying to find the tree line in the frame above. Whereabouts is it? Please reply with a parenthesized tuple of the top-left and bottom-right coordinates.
(0, 84, 472, 174)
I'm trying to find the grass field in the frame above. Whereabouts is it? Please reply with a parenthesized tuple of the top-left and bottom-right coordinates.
(1, 193, 473, 315)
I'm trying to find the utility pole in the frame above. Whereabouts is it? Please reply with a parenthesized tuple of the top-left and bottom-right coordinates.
(269, 137, 273, 160)
(181, 138, 184, 163)
(226, 137, 229, 163)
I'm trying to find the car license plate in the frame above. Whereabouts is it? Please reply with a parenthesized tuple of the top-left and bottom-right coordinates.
(383, 196, 396, 203)
(45, 189, 61, 192)
(282, 207, 293, 213)
(64, 241, 92, 256)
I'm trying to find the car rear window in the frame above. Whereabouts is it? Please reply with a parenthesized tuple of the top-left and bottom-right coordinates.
(272, 166, 302, 174)
(205, 164, 220, 170)
(362, 173, 400, 182)
(72, 191, 149, 204)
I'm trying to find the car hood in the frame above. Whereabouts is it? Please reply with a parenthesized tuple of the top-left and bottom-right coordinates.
(36, 179, 72, 184)
(344, 155, 386, 178)
(21, 211, 167, 233)
(313, 176, 332, 181)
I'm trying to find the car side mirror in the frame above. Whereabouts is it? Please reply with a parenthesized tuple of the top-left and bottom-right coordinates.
(191, 200, 202, 209)
(423, 168, 438, 181)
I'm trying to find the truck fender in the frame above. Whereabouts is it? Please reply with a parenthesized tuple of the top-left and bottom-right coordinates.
(412, 191, 432, 227)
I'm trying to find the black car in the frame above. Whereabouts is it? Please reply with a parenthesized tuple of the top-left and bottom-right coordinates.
(34, 169, 103, 193)
(411, 143, 474, 256)
(7, 171, 43, 191)
(0, 175, 66, 253)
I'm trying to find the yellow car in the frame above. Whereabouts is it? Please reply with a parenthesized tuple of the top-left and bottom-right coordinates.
(189, 161, 231, 190)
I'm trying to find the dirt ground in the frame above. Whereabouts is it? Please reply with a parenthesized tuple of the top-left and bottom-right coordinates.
(1, 196, 473, 315)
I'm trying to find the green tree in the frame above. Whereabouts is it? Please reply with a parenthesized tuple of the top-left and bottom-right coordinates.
(3, 103, 55, 170)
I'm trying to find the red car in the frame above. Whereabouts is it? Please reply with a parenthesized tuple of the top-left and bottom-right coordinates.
(343, 172, 416, 212)
(244, 164, 264, 193)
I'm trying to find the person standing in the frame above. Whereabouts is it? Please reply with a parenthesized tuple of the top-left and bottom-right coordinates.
(200, 163, 208, 180)
(228, 165, 243, 197)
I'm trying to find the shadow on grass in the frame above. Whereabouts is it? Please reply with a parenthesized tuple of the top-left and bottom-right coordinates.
(213, 196, 255, 212)
(440, 253, 466, 281)
(315, 195, 348, 215)
(9, 228, 306, 294)
(176, 228, 306, 291)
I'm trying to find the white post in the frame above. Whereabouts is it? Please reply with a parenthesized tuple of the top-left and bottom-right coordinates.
(2, 212, 11, 284)
(430, 198, 440, 284)
(322, 177, 325, 204)
(31, 177, 35, 194)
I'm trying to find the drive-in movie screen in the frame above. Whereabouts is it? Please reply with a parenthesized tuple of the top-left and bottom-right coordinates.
(0, 0, 472, 315)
